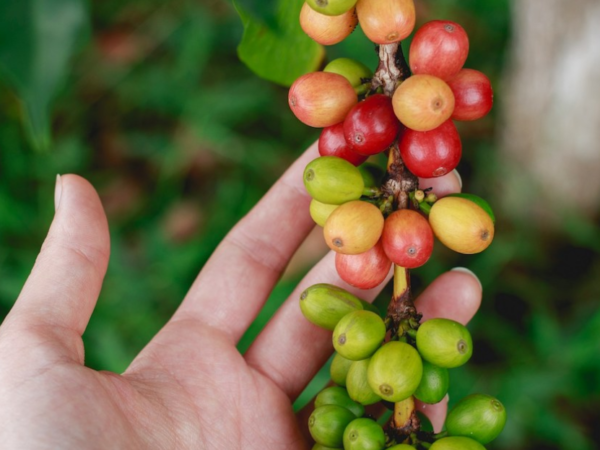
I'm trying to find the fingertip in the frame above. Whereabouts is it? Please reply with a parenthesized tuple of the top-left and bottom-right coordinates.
(418, 170, 462, 198)
(415, 269, 482, 325)
(54, 174, 63, 210)
(450, 267, 482, 290)
(56, 174, 110, 242)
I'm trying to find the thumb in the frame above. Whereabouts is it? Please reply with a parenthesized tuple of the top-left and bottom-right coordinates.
(5, 175, 110, 358)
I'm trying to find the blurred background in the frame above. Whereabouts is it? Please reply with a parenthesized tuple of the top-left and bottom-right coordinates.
(0, 0, 599, 449)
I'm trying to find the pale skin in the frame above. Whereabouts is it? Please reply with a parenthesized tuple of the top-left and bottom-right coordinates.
(0, 142, 480, 449)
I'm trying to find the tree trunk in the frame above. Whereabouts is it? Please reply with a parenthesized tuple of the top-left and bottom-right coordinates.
(500, 0, 600, 221)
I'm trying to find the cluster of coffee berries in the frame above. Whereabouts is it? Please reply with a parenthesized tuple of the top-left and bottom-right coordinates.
(301, 283, 506, 449)
(293, 21, 495, 287)
(289, 0, 504, 448)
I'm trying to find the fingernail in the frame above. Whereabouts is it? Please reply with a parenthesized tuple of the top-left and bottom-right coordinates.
(55, 174, 63, 211)
(451, 267, 482, 290)
(452, 169, 462, 189)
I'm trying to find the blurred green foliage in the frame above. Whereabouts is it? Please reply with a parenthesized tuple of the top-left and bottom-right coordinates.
(0, 1, 599, 449)
(235, 0, 324, 86)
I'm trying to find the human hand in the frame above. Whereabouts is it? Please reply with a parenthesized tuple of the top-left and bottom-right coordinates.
(0, 143, 481, 449)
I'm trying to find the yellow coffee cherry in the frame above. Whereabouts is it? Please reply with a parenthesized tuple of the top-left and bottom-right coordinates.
(324, 200, 384, 254)
(429, 197, 494, 254)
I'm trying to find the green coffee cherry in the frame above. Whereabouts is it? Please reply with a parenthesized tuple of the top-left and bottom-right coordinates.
(346, 358, 382, 405)
(430, 436, 486, 450)
(387, 445, 417, 450)
(304, 156, 364, 205)
(414, 360, 449, 404)
(310, 199, 339, 227)
(447, 193, 495, 223)
(300, 283, 363, 330)
(312, 445, 342, 450)
(445, 394, 507, 444)
(417, 412, 433, 433)
(330, 353, 353, 386)
(306, 0, 358, 16)
(416, 318, 473, 368)
(357, 163, 385, 188)
(333, 310, 386, 360)
(308, 405, 356, 447)
(367, 341, 423, 402)
(315, 386, 365, 418)
(343, 418, 386, 450)
(325, 58, 373, 90)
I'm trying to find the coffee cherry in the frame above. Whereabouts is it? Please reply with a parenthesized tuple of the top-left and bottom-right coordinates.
(306, 0, 358, 16)
(430, 437, 486, 450)
(336, 239, 392, 289)
(381, 209, 434, 268)
(343, 418, 386, 450)
(413, 360, 449, 404)
(324, 58, 373, 90)
(299, 283, 363, 330)
(333, 310, 386, 360)
(303, 156, 364, 205)
(343, 94, 401, 155)
(447, 69, 493, 121)
(309, 405, 356, 447)
(330, 352, 353, 386)
(417, 411, 434, 432)
(387, 445, 417, 450)
(429, 196, 494, 254)
(392, 75, 455, 132)
(319, 123, 368, 166)
(356, 0, 416, 44)
(315, 386, 365, 418)
(409, 21, 469, 80)
(289, 72, 357, 128)
(346, 358, 382, 405)
(367, 341, 423, 402)
(324, 201, 384, 254)
(445, 394, 507, 444)
(399, 119, 462, 178)
(300, 3, 358, 46)
(310, 199, 339, 227)
(416, 318, 473, 368)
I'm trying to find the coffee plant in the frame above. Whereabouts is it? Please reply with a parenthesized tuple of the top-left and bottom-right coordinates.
(237, 0, 505, 448)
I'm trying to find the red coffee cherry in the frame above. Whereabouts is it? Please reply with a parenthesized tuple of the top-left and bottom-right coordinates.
(381, 209, 434, 268)
(343, 94, 401, 155)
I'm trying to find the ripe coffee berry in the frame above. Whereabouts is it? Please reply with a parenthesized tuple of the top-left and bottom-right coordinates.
(289, 72, 357, 128)
(335, 239, 392, 289)
(392, 75, 455, 131)
(300, 3, 358, 46)
(399, 119, 462, 178)
(324, 201, 384, 254)
(381, 209, 434, 268)
(344, 94, 401, 155)
(409, 20, 469, 80)
(319, 122, 368, 166)
(448, 69, 494, 121)
(356, 0, 416, 44)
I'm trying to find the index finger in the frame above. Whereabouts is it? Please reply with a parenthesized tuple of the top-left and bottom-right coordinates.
(160, 142, 319, 344)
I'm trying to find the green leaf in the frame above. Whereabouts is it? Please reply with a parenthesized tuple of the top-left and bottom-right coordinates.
(0, 0, 89, 151)
(234, 0, 324, 87)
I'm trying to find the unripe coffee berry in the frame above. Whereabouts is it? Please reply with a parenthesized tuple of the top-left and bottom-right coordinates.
(445, 394, 507, 444)
(416, 318, 473, 368)
(333, 310, 386, 360)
